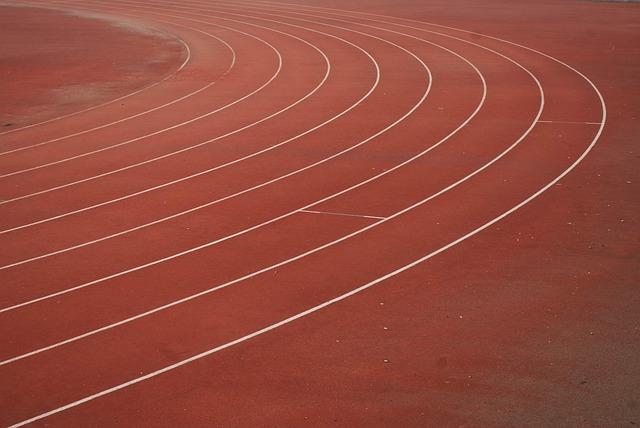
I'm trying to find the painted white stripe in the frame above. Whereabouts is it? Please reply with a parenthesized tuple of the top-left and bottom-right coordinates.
(6, 3, 605, 426)
(8, 28, 604, 428)
(537, 120, 602, 125)
(299, 209, 386, 220)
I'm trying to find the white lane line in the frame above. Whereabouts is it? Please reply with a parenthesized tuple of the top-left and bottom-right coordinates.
(0, 19, 235, 158)
(299, 209, 386, 220)
(0, 6, 336, 208)
(0, 6, 359, 239)
(0, 4, 192, 138)
(537, 120, 602, 125)
(0, 3, 434, 311)
(0, 8, 287, 179)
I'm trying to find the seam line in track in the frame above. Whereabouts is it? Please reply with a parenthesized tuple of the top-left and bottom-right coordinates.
(298, 209, 386, 220)
(537, 120, 602, 125)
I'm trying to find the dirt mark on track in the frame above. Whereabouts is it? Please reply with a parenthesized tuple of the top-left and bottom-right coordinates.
(0, 4, 186, 129)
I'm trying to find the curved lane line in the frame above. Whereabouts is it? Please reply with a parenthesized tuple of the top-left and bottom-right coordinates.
(0, 7, 540, 425)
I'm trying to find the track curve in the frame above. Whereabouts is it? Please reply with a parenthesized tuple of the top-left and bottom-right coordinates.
(0, 0, 611, 426)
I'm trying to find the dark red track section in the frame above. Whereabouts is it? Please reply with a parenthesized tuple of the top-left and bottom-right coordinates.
(0, 0, 638, 426)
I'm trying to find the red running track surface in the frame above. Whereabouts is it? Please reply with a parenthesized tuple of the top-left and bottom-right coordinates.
(0, 0, 638, 426)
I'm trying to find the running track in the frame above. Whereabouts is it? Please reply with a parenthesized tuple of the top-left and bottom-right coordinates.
(1, 0, 639, 426)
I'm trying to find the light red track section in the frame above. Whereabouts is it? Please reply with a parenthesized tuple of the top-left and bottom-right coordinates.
(0, 0, 638, 426)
